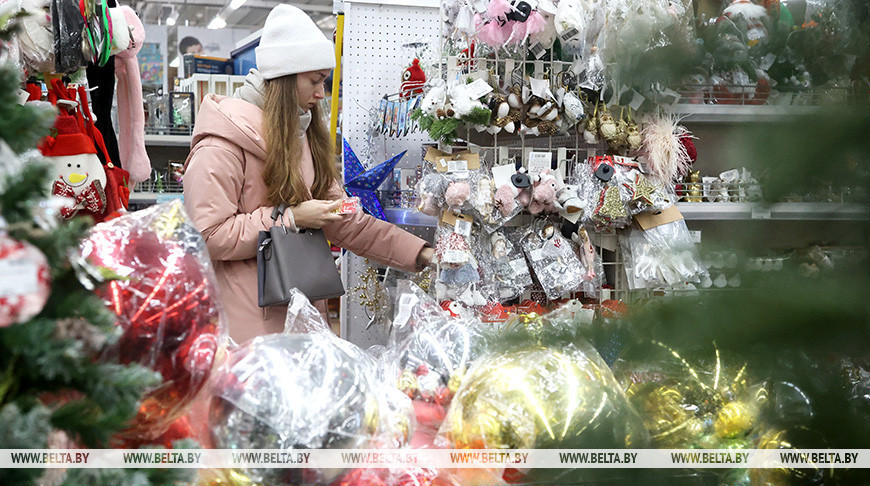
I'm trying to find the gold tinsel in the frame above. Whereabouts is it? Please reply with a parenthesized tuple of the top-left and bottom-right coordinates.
(714, 401, 755, 439)
(349, 259, 388, 316)
(594, 185, 628, 223)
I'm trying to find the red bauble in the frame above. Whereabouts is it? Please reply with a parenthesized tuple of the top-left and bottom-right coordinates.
(81, 210, 224, 443)
(0, 234, 50, 327)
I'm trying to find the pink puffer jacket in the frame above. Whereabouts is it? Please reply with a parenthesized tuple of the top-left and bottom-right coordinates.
(183, 94, 427, 344)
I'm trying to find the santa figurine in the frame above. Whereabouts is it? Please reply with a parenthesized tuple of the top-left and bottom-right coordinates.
(39, 113, 108, 220)
(400, 58, 426, 97)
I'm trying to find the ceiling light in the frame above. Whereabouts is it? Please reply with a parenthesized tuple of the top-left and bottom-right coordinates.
(207, 15, 226, 29)
(166, 9, 179, 26)
(229, 0, 247, 10)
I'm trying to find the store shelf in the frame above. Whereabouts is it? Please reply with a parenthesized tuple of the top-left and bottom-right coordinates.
(129, 192, 184, 205)
(144, 134, 192, 147)
(671, 104, 820, 123)
(677, 202, 867, 221)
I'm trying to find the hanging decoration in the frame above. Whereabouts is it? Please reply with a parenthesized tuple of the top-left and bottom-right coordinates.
(343, 139, 407, 221)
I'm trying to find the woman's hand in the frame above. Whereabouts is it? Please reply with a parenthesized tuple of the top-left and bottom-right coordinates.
(285, 199, 344, 229)
(416, 247, 435, 269)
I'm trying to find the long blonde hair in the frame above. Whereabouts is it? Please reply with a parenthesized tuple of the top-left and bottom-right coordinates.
(262, 75, 337, 206)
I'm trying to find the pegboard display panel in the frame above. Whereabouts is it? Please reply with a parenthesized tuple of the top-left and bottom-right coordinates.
(341, 2, 441, 348)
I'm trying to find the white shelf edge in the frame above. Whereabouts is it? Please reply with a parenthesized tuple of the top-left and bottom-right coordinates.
(672, 104, 820, 123)
(129, 192, 184, 204)
(677, 202, 867, 221)
(144, 134, 192, 147)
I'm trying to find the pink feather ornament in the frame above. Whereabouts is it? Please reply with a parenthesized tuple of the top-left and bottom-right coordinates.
(445, 181, 471, 208)
(524, 11, 547, 38)
(478, 21, 510, 48)
(486, 0, 512, 20)
(508, 20, 528, 45)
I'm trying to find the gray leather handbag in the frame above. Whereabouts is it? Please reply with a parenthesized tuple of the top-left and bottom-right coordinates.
(257, 205, 345, 306)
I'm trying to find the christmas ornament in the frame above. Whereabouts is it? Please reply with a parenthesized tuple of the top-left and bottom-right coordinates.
(79, 201, 225, 442)
(39, 113, 107, 220)
(0, 234, 50, 327)
(624, 172, 658, 208)
(343, 139, 406, 221)
(593, 185, 628, 224)
(441, 345, 648, 483)
(208, 333, 381, 485)
(640, 113, 692, 184)
(400, 58, 426, 97)
(349, 259, 390, 330)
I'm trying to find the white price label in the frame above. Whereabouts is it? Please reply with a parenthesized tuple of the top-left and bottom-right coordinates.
(447, 159, 469, 173)
(529, 247, 546, 262)
(0, 259, 39, 297)
(454, 219, 472, 237)
(443, 249, 468, 264)
(393, 294, 419, 329)
(537, 0, 557, 13)
(471, 0, 487, 13)
(690, 230, 702, 243)
(529, 42, 546, 59)
(18, 90, 31, 105)
(465, 78, 494, 100)
(509, 258, 530, 274)
(720, 169, 740, 182)
(492, 163, 516, 188)
(527, 151, 552, 176)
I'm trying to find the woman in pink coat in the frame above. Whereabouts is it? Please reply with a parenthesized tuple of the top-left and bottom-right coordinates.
(183, 4, 433, 343)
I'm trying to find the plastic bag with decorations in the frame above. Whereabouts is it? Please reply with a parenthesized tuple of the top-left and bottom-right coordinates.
(75, 201, 226, 444)
(521, 218, 586, 300)
(207, 290, 415, 485)
(433, 222, 487, 306)
(479, 228, 533, 302)
(619, 219, 707, 289)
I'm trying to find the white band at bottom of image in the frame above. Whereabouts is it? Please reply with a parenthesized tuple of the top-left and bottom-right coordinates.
(1, 449, 868, 469)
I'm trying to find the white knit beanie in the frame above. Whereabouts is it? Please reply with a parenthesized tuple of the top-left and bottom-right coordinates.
(255, 4, 336, 80)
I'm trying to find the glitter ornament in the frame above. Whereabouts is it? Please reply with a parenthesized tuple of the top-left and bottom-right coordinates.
(594, 185, 628, 224)
(79, 201, 225, 442)
(714, 401, 755, 439)
(0, 234, 50, 327)
(625, 172, 658, 208)
(442, 345, 647, 451)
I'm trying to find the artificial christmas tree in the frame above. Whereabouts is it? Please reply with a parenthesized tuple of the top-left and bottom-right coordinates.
(0, 14, 196, 486)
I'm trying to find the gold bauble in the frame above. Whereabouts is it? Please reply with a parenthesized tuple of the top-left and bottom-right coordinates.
(444, 346, 647, 450)
(714, 401, 755, 439)
(626, 384, 705, 448)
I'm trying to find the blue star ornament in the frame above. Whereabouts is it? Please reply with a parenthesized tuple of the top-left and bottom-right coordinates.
(343, 139, 406, 221)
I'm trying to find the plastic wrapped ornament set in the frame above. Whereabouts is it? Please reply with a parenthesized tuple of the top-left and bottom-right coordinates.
(416, 146, 708, 304)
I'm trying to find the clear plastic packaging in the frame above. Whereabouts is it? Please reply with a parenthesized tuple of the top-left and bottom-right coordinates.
(385, 282, 487, 411)
(76, 201, 226, 442)
(415, 171, 448, 217)
(208, 289, 415, 485)
(50, 0, 85, 73)
(17, 0, 55, 73)
(479, 228, 533, 302)
(438, 340, 648, 454)
(620, 219, 707, 289)
(521, 218, 586, 300)
(433, 224, 486, 306)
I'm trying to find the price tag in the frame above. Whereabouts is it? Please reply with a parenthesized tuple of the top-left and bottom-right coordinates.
(529, 247, 546, 262)
(443, 249, 468, 263)
(0, 259, 39, 296)
(393, 293, 419, 329)
(628, 89, 646, 111)
(454, 218, 472, 237)
(751, 206, 771, 219)
(560, 26, 581, 42)
(537, 0, 557, 14)
(18, 90, 31, 105)
(690, 230, 702, 243)
(509, 258, 529, 274)
(465, 78, 493, 100)
(447, 159, 468, 173)
(471, 0, 487, 13)
(529, 42, 546, 59)
(492, 163, 515, 188)
(562, 91, 584, 118)
(720, 169, 740, 182)
(527, 151, 552, 176)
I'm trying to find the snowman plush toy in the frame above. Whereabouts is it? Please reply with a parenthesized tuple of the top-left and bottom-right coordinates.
(39, 113, 108, 220)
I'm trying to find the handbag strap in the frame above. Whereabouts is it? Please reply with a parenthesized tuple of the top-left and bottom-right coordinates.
(271, 204, 290, 234)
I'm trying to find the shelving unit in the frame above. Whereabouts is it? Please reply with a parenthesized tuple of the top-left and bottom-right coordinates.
(144, 134, 192, 147)
(671, 104, 820, 123)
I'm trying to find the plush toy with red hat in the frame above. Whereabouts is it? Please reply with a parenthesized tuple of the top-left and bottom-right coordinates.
(39, 113, 108, 220)
(400, 58, 426, 97)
